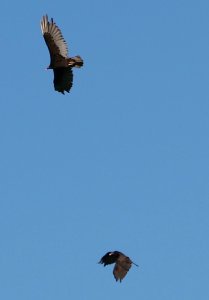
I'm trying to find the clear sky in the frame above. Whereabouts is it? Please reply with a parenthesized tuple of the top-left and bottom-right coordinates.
(0, 0, 209, 299)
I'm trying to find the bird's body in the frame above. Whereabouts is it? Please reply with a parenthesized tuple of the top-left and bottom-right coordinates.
(99, 251, 138, 282)
(40, 15, 83, 94)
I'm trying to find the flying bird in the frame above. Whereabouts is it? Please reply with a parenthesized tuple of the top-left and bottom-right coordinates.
(40, 15, 83, 94)
(99, 251, 138, 282)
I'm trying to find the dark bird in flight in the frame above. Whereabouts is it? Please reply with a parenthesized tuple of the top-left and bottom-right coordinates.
(99, 251, 138, 282)
(40, 15, 83, 94)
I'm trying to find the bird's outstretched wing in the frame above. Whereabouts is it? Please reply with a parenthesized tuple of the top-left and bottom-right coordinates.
(113, 254, 132, 282)
(40, 15, 68, 59)
(53, 68, 73, 94)
(99, 252, 119, 266)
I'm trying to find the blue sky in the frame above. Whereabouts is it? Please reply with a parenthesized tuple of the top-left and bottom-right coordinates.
(0, 0, 209, 299)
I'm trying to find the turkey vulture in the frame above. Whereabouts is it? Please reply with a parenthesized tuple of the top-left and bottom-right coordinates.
(40, 15, 83, 94)
(99, 251, 138, 282)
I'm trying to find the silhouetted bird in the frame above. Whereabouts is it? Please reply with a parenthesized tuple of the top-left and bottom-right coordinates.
(40, 15, 83, 94)
(99, 251, 138, 282)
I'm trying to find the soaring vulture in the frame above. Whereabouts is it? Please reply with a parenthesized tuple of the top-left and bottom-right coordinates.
(40, 15, 83, 94)
(99, 251, 138, 282)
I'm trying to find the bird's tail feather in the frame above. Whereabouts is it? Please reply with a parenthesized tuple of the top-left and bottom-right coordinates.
(132, 261, 139, 267)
